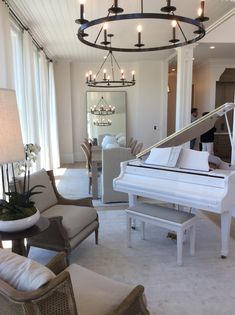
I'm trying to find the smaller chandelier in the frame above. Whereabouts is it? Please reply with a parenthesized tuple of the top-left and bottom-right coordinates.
(93, 118, 112, 126)
(85, 34, 136, 88)
(90, 96, 115, 115)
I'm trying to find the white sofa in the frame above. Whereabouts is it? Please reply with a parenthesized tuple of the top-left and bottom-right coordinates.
(101, 147, 134, 203)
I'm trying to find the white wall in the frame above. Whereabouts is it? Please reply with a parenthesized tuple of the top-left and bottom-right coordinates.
(54, 58, 167, 163)
(136, 60, 167, 148)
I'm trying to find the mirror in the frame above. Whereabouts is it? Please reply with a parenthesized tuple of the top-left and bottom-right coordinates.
(87, 91, 126, 146)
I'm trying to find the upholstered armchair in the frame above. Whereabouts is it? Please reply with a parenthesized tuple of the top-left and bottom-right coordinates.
(14, 169, 99, 263)
(0, 250, 149, 315)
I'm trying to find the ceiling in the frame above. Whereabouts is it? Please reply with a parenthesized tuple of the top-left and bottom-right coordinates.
(6, 0, 235, 64)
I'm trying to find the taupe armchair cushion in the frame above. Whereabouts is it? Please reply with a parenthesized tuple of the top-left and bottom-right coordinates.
(42, 204, 97, 239)
(17, 168, 58, 213)
(67, 263, 146, 315)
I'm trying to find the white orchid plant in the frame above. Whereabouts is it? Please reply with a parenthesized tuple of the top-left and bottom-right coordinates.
(0, 143, 44, 221)
(14, 143, 41, 176)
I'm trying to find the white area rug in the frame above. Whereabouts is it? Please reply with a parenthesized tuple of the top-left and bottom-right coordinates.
(29, 210, 235, 315)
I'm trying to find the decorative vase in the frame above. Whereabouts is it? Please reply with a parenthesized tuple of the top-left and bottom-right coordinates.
(0, 208, 40, 233)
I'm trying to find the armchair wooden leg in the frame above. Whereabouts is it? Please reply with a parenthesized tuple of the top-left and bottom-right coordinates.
(66, 251, 71, 265)
(26, 243, 31, 256)
(95, 228, 99, 244)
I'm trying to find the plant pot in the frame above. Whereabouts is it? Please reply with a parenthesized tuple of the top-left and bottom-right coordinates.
(0, 208, 40, 233)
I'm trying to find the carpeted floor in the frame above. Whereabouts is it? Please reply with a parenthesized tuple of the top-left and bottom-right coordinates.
(29, 209, 235, 315)
(27, 166, 235, 315)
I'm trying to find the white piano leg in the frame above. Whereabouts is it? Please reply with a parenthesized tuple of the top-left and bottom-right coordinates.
(176, 230, 183, 266)
(129, 193, 137, 229)
(220, 211, 232, 258)
(189, 225, 196, 256)
(141, 221, 145, 240)
(128, 193, 137, 207)
(127, 216, 132, 248)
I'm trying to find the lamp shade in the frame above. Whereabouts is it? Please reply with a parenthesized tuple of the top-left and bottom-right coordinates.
(0, 88, 24, 164)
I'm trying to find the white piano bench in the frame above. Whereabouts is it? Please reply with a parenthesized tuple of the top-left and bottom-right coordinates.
(126, 203, 197, 266)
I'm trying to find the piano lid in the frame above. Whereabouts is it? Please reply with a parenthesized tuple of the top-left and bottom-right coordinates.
(137, 102, 235, 158)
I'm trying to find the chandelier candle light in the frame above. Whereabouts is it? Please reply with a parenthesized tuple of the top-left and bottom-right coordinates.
(76, 0, 209, 52)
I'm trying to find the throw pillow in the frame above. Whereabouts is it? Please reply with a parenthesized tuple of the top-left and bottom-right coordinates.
(0, 248, 55, 291)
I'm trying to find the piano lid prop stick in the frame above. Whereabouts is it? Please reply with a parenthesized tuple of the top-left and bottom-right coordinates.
(225, 112, 233, 147)
(136, 103, 235, 159)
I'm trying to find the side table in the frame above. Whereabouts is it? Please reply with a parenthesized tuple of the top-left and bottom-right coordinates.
(0, 216, 50, 256)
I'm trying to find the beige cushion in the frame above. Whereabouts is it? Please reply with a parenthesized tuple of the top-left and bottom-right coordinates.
(0, 248, 55, 291)
(42, 204, 97, 239)
(67, 264, 133, 315)
(105, 142, 120, 149)
(17, 168, 58, 213)
(127, 203, 195, 224)
(102, 135, 117, 148)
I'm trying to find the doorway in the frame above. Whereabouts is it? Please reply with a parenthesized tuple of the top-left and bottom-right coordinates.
(214, 69, 235, 161)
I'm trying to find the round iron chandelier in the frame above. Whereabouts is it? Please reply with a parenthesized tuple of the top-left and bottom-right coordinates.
(85, 46, 136, 88)
(90, 96, 116, 115)
(93, 118, 112, 126)
(75, 0, 209, 53)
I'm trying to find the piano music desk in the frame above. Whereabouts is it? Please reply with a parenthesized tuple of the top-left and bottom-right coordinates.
(126, 203, 196, 266)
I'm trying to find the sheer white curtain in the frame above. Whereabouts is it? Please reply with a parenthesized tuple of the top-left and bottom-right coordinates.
(11, 29, 60, 171)
(1, 3, 60, 177)
(37, 50, 60, 170)
(0, 1, 14, 89)
(22, 30, 39, 144)
(0, 1, 15, 198)
(48, 62, 60, 169)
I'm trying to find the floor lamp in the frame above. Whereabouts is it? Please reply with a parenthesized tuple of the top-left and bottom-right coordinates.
(0, 88, 24, 197)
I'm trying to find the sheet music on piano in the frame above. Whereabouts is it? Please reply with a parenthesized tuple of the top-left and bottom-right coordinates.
(144, 146, 210, 171)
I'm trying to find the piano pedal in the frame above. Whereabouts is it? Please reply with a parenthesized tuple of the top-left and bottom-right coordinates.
(167, 232, 177, 240)
(167, 231, 187, 241)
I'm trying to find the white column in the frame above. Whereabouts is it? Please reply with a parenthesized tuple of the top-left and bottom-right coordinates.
(175, 44, 196, 132)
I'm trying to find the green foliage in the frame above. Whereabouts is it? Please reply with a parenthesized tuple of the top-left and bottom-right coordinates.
(0, 185, 44, 221)
(0, 206, 37, 221)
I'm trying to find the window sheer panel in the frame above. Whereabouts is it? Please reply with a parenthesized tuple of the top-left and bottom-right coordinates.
(48, 62, 60, 169)
(22, 30, 39, 144)
(38, 50, 50, 169)
(0, 1, 14, 89)
(11, 25, 27, 142)
(10, 20, 60, 171)
(0, 2, 15, 198)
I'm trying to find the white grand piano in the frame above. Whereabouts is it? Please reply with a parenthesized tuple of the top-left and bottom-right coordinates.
(113, 103, 235, 258)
